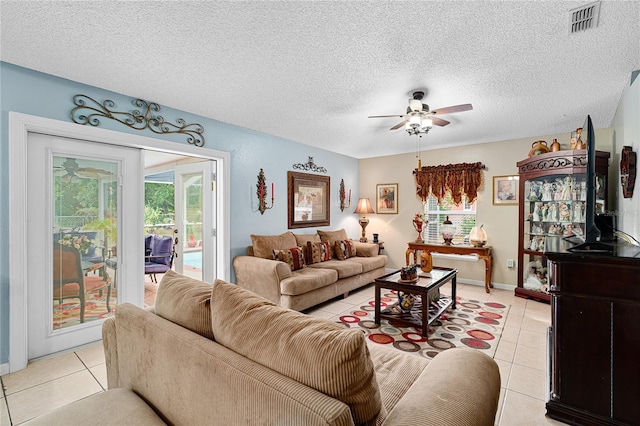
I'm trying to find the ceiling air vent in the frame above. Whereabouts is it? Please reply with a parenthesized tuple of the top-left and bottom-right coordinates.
(569, 1, 600, 34)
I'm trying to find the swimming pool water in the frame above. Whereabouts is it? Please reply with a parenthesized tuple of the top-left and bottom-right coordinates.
(183, 251, 202, 269)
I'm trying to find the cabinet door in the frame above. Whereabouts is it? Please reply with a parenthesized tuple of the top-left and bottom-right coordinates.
(613, 303, 640, 423)
(555, 296, 610, 418)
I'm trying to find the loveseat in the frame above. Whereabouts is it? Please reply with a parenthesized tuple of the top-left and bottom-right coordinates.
(233, 229, 388, 311)
(25, 271, 501, 426)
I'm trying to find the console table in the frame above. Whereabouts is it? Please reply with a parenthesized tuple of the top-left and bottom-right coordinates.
(406, 242, 493, 293)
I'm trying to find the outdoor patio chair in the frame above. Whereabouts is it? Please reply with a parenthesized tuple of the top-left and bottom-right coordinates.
(53, 243, 112, 323)
(144, 234, 177, 283)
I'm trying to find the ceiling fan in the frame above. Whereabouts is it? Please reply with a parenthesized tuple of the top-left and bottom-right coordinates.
(54, 157, 114, 181)
(368, 91, 473, 136)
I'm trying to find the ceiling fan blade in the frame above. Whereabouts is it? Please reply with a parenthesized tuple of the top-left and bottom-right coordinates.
(368, 114, 405, 119)
(431, 104, 473, 115)
(431, 116, 450, 127)
(81, 167, 114, 176)
(390, 120, 408, 130)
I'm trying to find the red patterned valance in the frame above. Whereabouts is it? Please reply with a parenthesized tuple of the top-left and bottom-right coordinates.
(414, 162, 485, 205)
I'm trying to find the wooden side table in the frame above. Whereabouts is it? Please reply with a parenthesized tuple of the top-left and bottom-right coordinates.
(405, 242, 493, 293)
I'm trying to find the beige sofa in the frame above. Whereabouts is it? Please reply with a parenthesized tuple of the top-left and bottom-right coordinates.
(233, 229, 388, 311)
(25, 272, 501, 426)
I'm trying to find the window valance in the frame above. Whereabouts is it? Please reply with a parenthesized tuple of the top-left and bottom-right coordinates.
(414, 162, 485, 205)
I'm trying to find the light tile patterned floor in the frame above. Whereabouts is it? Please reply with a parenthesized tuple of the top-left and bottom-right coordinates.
(0, 282, 565, 425)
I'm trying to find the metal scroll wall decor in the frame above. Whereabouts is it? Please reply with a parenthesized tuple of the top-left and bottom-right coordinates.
(292, 156, 327, 174)
(257, 169, 274, 214)
(70, 94, 206, 147)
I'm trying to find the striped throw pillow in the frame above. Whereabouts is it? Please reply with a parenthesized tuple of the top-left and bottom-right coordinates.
(335, 240, 356, 260)
(306, 241, 332, 264)
(273, 246, 305, 271)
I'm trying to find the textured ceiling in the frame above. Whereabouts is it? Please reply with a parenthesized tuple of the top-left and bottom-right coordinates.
(1, 1, 639, 159)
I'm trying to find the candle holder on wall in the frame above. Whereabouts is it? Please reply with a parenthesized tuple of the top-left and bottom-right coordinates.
(257, 168, 274, 215)
(339, 179, 351, 212)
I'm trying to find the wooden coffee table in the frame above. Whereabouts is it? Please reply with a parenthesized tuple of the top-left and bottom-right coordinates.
(374, 266, 457, 337)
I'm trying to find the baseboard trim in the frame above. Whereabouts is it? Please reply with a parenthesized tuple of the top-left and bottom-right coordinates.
(1, 362, 9, 375)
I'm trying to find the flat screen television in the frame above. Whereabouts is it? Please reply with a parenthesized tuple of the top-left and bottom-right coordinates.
(567, 115, 613, 254)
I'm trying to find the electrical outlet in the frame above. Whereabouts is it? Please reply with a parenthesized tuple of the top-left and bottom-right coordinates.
(507, 259, 515, 269)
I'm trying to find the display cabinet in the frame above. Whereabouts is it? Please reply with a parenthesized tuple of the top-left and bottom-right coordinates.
(515, 149, 610, 302)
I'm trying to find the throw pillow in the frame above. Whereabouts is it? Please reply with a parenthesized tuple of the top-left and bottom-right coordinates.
(335, 239, 356, 260)
(273, 246, 305, 271)
(250, 232, 297, 259)
(306, 241, 332, 264)
(154, 270, 214, 340)
(210, 280, 382, 424)
(293, 233, 321, 260)
(317, 229, 349, 258)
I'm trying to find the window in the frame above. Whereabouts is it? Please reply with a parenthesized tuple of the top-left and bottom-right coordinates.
(423, 193, 476, 244)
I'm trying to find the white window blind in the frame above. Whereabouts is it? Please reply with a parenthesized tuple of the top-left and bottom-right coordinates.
(423, 193, 476, 244)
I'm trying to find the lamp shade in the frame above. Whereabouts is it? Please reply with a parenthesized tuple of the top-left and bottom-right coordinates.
(354, 198, 375, 214)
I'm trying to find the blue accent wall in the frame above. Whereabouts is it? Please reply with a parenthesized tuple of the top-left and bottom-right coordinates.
(0, 61, 360, 364)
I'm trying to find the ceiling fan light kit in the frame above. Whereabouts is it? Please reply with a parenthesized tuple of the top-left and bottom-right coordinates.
(369, 90, 472, 137)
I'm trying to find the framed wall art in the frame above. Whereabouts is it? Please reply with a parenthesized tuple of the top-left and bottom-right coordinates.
(288, 171, 330, 228)
(376, 183, 398, 214)
(493, 175, 519, 205)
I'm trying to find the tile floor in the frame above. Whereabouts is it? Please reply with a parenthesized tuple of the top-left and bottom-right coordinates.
(1, 282, 564, 425)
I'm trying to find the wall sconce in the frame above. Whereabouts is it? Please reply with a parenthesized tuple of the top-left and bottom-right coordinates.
(257, 168, 274, 215)
(339, 179, 351, 212)
(354, 198, 375, 242)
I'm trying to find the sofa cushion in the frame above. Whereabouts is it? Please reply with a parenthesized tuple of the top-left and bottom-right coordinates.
(280, 267, 338, 296)
(306, 241, 332, 264)
(308, 259, 363, 279)
(273, 247, 305, 271)
(347, 255, 388, 273)
(353, 241, 380, 257)
(210, 280, 382, 424)
(154, 270, 214, 340)
(318, 229, 349, 258)
(250, 231, 297, 259)
(366, 343, 429, 423)
(293, 232, 321, 246)
(335, 239, 357, 260)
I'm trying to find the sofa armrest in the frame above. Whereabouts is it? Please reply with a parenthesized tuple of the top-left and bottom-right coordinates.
(102, 316, 119, 389)
(381, 348, 500, 426)
(233, 255, 292, 304)
(353, 242, 379, 257)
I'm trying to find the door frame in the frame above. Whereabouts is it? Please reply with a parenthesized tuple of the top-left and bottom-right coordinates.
(8, 112, 231, 372)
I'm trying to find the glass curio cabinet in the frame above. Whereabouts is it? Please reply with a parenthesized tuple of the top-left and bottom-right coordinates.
(516, 149, 610, 302)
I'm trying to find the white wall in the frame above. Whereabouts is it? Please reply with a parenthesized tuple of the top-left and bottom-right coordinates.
(359, 127, 613, 289)
(611, 72, 640, 238)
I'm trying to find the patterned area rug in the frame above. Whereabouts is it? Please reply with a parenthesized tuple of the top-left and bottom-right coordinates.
(53, 291, 117, 330)
(333, 290, 509, 360)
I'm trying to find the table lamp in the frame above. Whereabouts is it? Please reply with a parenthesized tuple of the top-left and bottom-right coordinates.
(354, 198, 375, 242)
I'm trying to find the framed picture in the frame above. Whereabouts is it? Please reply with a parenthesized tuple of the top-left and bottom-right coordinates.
(376, 183, 398, 214)
(288, 171, 330, 228)
(493, 175, 519, 205)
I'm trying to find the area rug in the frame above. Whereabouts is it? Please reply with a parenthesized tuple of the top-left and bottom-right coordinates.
(332, 290, 509, 360)
(53, 290, 117, 330)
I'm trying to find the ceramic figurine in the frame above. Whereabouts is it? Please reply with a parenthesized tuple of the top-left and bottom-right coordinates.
(541, 203, 549, 221)
(532, 202, 541, 222)
(548, 202, 558, 222)
(542, 182, 553, 201)
(561, 176, 573, 200)
(530, 236, 538, 251)
(554, 179, 564, 201)
(559, 202, 570, 222)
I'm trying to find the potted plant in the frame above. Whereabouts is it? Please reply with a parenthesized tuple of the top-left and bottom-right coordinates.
(186, 224, 197, 247)
(85, 217, 118, 256)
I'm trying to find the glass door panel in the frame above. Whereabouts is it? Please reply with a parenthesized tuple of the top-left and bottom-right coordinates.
(181, 173, 203, 281)
(52, 155, 118, 330)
